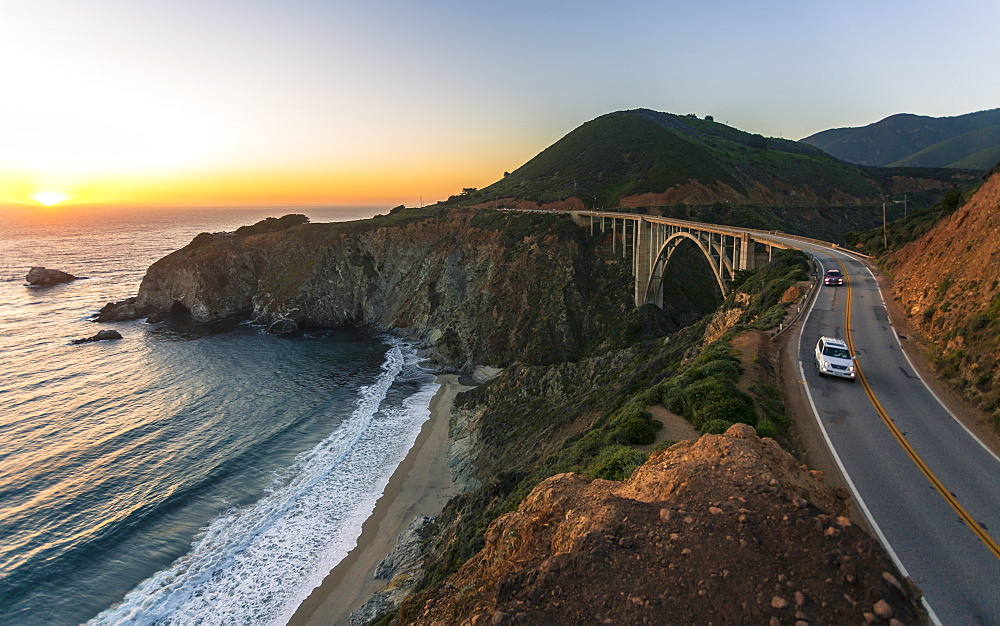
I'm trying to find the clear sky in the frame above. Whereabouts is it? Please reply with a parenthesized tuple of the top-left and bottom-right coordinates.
(2, 0, 997, 207)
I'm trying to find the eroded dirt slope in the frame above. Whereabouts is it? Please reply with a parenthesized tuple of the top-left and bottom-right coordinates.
(891, 168, 1000, 422)
(401, 424, 925, 625)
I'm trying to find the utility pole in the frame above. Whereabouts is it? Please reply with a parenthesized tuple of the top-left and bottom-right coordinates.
(892, 194, 908, 219)
(882, 200, 887, 250)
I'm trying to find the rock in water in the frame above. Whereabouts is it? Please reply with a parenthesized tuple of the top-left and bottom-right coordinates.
(267, 318, 298, 334)
(72, 330, 123, 344)
(94, 297, 139, 322)
(26, 266, 78, 286)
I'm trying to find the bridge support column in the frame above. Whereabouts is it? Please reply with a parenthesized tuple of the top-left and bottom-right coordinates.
(739, 233, 754, 271)
(634, 217, 651, 306)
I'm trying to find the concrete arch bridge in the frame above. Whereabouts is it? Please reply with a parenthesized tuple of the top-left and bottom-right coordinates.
(569, 211, 813, 308)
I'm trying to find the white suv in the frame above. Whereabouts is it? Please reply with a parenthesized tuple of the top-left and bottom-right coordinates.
(815, 336, 856, 381)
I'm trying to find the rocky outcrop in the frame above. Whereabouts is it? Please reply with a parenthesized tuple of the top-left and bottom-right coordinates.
(95, 297, 138, 322)
(72, 329, 122, 344)
(99, 210, 668, 369)
(351, 516, 436, 625)
(26, 267, 78, 286)
(403, 424, 925, 625)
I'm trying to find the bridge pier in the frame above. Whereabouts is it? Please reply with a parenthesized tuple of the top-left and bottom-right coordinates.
(634, 217, 651, 307)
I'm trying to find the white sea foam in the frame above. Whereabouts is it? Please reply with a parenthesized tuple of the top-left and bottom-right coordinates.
(88, 340, 439, 626)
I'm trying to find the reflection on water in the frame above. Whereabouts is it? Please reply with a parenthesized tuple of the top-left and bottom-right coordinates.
(0, 205, 404, 624)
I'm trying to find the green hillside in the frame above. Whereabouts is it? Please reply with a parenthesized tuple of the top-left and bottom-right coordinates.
(465, 109, 882, 208)
(891, 125, 1000, 169)
(801, 108, 1000, 168)
(950, 145, 1000, 169)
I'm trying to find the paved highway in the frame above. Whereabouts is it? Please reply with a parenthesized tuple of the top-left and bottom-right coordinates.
(788, 242, 1000, 624)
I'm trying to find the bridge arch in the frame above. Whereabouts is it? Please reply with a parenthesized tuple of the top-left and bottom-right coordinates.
(642, 231, 729, 308)
(570, 211, 797, 308)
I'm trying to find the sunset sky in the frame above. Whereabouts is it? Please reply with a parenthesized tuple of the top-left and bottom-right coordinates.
(2, 0, 998, 208)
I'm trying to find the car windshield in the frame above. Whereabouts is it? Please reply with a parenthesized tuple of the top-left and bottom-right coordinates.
(823, 346, 851, 359)
(826, 270, 841, 277)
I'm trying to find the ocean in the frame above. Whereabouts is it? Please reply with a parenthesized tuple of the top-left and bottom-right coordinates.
(0, 206, 439, 625)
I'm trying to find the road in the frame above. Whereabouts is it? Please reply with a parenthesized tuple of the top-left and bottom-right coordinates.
(788, 242, 1000, 624)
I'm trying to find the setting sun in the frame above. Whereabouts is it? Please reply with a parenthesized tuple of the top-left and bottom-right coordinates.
(32, 191, 69, 206)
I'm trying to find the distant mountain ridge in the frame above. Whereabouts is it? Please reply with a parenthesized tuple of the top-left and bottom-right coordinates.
(800, 108, 1000, 169)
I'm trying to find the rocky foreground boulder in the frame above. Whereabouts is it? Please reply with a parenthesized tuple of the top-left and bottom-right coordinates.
(26, 266, 78, 286)
(402, 424, 925, 624)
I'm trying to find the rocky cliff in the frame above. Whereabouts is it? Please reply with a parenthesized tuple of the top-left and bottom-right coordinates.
(99, 209, 688, 369)
(890, 166, 1000, 424)
(400, 424, 925, 625)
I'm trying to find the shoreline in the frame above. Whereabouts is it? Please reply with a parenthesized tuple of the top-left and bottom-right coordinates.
(289, 373, 470, 626)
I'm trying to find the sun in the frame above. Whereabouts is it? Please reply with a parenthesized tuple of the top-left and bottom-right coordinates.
(32, 192, 70, 206)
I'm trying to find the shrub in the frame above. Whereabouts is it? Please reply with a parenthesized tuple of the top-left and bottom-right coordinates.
(755, 419, 777, 438)
(636, 385, 665, 406)
(663, 386, 686, 415)
(586, 445, 646, 480)
(615, 403, 651, 424)
(617, 417, 657, 445)
(699, 359, 741, 379)
(700, 418, 734, 434)
(694, 393, 757, 427)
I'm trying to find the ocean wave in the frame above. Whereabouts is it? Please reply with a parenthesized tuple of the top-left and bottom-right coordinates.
(87, 340, 438, 625)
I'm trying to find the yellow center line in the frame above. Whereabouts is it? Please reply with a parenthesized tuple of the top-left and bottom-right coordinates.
(834, 256, 1000, 560)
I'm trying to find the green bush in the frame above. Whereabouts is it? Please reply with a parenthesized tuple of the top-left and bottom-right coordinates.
(700, 418, 734, 434)
(617, 417, 657, 445)
(694, 393, 757, 427)
(698, 359, 741, 379)
(663, 386, 686, 414)
(755, 419, 777, 439)
(615, 403, 652, 423)
(586, 445, 646, 480)
(635, 385, 665, 406)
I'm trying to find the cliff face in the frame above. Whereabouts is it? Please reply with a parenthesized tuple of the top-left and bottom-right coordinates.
(402, 424, 924, 625)
(104, 209, 673, 369)
(890, 168, 1000, 419)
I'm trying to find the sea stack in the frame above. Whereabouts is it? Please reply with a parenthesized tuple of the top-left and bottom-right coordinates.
(26, 267, 78, 286)
(71, 329, 123, 344)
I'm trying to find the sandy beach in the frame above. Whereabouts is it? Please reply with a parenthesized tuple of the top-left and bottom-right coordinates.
(289, 374, 470, 626)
